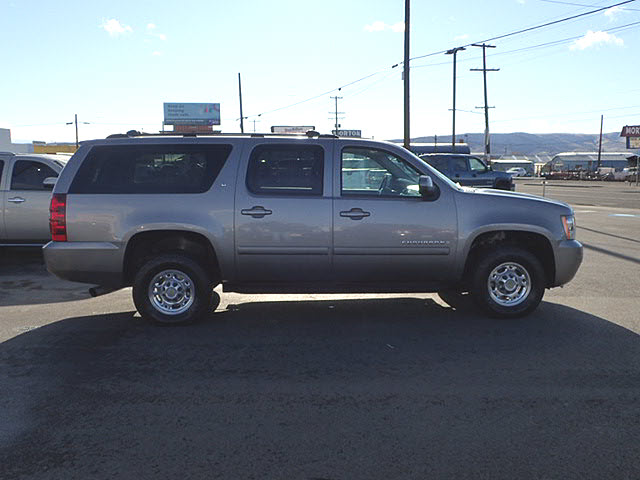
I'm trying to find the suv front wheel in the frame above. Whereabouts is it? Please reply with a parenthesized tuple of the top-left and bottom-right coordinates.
(471, 247, 545, 318)
(132, 254, 219, 324)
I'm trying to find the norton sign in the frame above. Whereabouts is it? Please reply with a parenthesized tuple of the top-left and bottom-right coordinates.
(620, 125, 640, 137)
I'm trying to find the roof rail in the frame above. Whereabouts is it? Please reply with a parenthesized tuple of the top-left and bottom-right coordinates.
(104, 130, 341, 139)
(0, 151, 16, 156)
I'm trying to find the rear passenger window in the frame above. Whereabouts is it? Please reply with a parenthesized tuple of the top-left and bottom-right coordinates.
(452, 158, 468, 172)
(11, 160, 57, 190)
(246, 145, 323, 196)
(69, 144, 232, 194)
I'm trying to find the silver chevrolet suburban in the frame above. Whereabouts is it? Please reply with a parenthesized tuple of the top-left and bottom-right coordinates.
(43, 132, 583, 324)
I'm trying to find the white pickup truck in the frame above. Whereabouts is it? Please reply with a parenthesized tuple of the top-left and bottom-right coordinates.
(0, 152, 69, 246)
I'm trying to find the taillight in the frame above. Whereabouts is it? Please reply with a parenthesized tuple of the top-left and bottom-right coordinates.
(49, 194, 67, 242)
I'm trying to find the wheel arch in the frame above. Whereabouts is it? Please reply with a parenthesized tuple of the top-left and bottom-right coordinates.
(460, 228, 556, 288)
(123, 229, 221, 285)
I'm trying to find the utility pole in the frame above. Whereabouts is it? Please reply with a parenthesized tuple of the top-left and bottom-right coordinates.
(329, 96, 344, 134)
(403, 0, 410, 149)
(238, 73, 245, 133)
(597, 114, 603, 171)
(252, 119, 258, 133)
(66, 114, 89, 150)
(446, 47, 465, 152)
(471, 43, 499, 164)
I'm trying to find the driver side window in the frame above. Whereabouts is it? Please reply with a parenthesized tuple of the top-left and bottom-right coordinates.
(469, 157, 487, 173)
(341, 147, 421, 197)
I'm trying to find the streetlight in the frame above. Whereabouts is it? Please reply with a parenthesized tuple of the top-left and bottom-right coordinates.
(445, 47, 465, 152)
(66, 114, 90, 150)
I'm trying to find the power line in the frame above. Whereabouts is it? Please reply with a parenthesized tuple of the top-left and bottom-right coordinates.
(411, 19, 640, 70)
(410, 0, 637, 61)
(234, 0, 638, 121)
(537, 0, 640, 11)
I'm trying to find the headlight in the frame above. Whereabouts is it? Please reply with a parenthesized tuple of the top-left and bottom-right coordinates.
(562, 215, 576, 240)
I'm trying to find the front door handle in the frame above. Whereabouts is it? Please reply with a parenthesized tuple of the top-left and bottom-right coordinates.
(8, 197, 26, 204)
(340, 208, 371, 220)
(241, 206, 273, 218)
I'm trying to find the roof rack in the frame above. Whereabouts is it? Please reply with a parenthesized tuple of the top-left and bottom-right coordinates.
(105, 130, 340, 140)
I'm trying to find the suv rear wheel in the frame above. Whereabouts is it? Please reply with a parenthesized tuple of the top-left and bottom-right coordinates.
(132, 254, 219, 324)
(471, 246, 545, 318)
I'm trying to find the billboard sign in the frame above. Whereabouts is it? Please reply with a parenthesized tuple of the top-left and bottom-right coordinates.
(627, 137, 640, 149)
(332, 129, 362, 138)
(164, 103, 220, 125)
(620, 125, 640, 137)
(270, 125, 315, 134)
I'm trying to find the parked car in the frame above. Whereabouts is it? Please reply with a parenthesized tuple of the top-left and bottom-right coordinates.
(419, 153, 514, 190)
(44, 132, 582, 323)
(0, 152, 69, 245)
(506, 167, 528, 177)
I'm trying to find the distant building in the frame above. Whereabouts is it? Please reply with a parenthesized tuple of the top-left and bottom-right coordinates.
(0, 128, 34, 154)
(0, 128, 76, 154)
(544, 152, 633, 173)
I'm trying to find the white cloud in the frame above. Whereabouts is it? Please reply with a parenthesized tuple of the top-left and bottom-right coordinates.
(152, 51, 162, 56)
(146, 22, 167, 40)
(100, 18, 132, 37)
(570, 30, 624, 50)
(604, 6, 622, 19)
(454, 34, 469, 41)
(364, 21, 404, 33)
(517, 0, 525, 4)
(364, 21, 386, 32)
(390, 22, 405, 33)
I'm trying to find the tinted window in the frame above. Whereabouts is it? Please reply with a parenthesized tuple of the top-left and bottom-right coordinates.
(70, 144, 232, 194)
(11, 160, 57, 190)
(342, 147, 421, 197)
(246, 145, 323, 196)
(0, 160, 4, 186)
(452, 158, 468, 172)
(428, 158, 448, 172)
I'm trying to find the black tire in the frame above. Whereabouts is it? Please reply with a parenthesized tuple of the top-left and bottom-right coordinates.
(495, 180, 511, 191)
(470, 246, 545, 318)
(437, 290, 472, 310)
(132, 254, 218, 325)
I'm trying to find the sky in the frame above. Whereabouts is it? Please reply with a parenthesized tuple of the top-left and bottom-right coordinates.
(1, 0, 639, 144)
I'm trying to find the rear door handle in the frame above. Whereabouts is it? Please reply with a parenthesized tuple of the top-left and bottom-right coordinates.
(241, 206, 273, 218)
(340, 208, 371, 220)
(7, 197, 26, 204)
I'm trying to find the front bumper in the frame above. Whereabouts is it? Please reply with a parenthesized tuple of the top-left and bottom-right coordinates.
(552, 240, 583, 287)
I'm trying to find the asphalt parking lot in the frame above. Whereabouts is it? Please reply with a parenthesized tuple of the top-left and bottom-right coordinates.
(1, 181, 639, 479)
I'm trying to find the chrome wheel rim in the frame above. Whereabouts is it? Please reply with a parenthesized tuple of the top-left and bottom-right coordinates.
(487, 262, 531, 307)
(148, 269, 195, 315)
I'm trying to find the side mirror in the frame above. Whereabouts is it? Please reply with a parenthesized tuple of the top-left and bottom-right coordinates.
(419, 175, 439, 200)
(43, 177, 57, 190)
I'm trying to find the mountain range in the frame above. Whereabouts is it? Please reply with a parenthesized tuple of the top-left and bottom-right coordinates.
(394, 132, 632, 156)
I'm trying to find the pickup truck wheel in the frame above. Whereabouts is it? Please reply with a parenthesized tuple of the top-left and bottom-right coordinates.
(132, 254, 216, 325)
(471, 247, 545, 318)
(495, 180, 511, 191)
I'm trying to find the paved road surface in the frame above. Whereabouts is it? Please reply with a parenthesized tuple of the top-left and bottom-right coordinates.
(1, 184, 638, 480)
